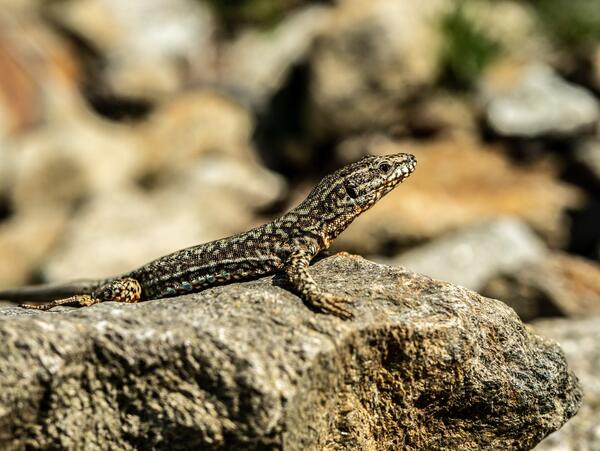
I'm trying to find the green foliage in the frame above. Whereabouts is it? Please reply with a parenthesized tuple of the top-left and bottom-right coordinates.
(532, 0, 600, 54)
(205, 0, 302, 31)
(439, 2, 501, 90)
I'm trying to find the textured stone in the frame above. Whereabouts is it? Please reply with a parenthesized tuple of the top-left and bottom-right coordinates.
(483, 253, 600, 322)
(0, 256, 581, 450)
(333, 138, 583, 253)
(384, 218, 547, 291)
(533, 317, 600, 451)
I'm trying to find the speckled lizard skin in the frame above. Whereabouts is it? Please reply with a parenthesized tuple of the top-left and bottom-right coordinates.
(2, 153, 416, 319)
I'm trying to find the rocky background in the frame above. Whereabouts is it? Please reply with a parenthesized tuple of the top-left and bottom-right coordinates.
(0, 0, 598, 449)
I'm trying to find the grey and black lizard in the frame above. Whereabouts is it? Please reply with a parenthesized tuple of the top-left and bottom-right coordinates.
(0, 153, 416, 319)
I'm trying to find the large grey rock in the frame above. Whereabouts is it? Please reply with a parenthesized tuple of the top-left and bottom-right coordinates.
(0, 256, 581, 450)
(533, 317, 600, 451)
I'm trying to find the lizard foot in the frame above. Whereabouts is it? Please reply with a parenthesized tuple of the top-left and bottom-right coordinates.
(309, 293, 354, 320)
(19, 295, 100, 311)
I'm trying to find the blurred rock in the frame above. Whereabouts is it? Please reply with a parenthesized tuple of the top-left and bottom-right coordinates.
(383, 218, 547, 291)
(220, 5, 331, 108)
(43, 155, 285, 281)
(575, 138, 600, 185)
(533, 317, 600, 451)
(0, 139, 11, 203)
(46, 0, 216, 98)
(405, 92, 477, 138)
(482, 253, 600, 322)
(140, 90, 257, 173)
(462, 1, 550, 61)
(0, 6, 83, 135)
(0, 210, 68, 289)
(594, 45, 600, 90)
(308, 0, 444, 138)
(333, 138, 583, 254)
(10, 115, 145, 212)
(0, 256, 582, 449)
(483, 63, 599, 137)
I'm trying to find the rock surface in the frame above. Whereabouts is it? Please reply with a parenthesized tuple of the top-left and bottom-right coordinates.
(533, 317, 600, 451)
(0, 256, 581, 450)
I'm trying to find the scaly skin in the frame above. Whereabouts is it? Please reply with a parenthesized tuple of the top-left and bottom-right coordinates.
(3, 153, 416, 319)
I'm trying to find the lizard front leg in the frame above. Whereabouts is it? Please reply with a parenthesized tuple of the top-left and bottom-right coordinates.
(19, 278, 142, 311)
(284, 248, 353, 320)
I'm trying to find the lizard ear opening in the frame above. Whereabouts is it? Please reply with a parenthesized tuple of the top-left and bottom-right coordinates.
(345, 183, 359, 199)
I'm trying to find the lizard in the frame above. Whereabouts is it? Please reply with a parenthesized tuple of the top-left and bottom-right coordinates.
(0, 153, 416, 319)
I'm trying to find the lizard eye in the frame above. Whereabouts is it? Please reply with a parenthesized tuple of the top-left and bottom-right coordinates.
(378, 162, 391, 174)
(345, 184, 359, 199)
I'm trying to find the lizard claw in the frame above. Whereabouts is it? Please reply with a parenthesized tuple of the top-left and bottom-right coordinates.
(311, 293, 354, 320)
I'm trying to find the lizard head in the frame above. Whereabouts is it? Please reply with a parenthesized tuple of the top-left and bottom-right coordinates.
(294, 152, 416, 241)
(336, 152, 417, 212)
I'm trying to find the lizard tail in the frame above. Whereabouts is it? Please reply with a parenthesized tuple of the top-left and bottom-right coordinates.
(0, 280, 103, 303)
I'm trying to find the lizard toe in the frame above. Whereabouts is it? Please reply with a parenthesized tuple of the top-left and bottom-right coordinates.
(314, 293, 354, 320)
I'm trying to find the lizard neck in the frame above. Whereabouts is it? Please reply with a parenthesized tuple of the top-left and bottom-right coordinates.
(281, 185, 362, 249)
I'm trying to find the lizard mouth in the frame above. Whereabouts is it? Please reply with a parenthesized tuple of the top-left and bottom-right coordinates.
(395, 156, 417, 181)
(389, 161, 416, 185)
